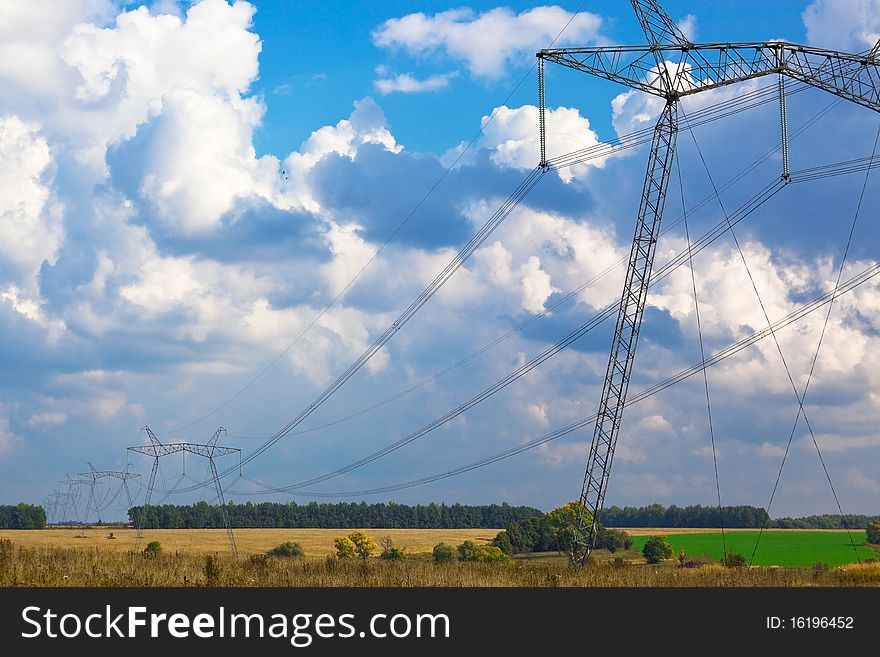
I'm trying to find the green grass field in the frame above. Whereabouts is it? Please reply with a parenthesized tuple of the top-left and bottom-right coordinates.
(632, 531, 876, 567)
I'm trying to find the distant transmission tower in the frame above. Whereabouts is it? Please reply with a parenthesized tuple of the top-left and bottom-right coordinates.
(45, 489, 69, 525)
(538, 0, 880, 565)
(65, 476, 98, 525)
(78, 463, 140, 526)
(128, 426, 241, 558)
(56, 477, 82, 524)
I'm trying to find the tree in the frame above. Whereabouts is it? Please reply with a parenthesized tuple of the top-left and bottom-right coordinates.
(544, 501, 591, 554)
(867, 522, 880, 545)
(347, 530, 377, 561)
(642, 536, 673, 564)
(433, 542, 456, 563)
(492, 531, 513, 555)
(334, 535, 355, 560)
(267, 541, 304, 558)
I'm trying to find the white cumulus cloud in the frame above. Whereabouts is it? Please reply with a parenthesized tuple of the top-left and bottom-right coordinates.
(373, 6, 604, 78)
(479, 104, 607, 182)
(803, 0, 880, 52)
(375, 72, 456, 95)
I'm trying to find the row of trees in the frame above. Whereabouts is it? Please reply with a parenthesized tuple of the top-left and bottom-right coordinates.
(602, 504, 880, 529)
(0, 504, 46, 529)
(772, 514, 880, 529)
(128, 501, 543, 529)
(600, 504, 770, 528)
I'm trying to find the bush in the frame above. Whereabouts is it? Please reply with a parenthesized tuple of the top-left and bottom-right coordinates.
(378, 538, 406, 561)
(611, 556, 628, 569)
(267, 541, 304, 559)
(722, 550, 747, 568)
(348, 531, 378, 561)
(597, 528, 632, 553)
(142, 541, 162, 557)
(471, 545, 511, 563)
(457, 540, 479, 562)
(812, 560, 830, 575)
(432, 543, 456, 563)
(334, 536, 355, 560)
(641, 536, 673, 564)
(867, 522, 880, 544)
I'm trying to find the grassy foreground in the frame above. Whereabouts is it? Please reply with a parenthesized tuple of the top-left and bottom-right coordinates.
(1, 538, 878, 587)
(631, 531, 876, 568)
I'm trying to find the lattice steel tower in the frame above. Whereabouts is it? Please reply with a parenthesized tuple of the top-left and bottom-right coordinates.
(128, 426, 241, 558)
(537, 0, 880, 565)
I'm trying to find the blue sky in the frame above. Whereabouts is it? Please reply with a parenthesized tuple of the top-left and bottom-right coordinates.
(2, 0, 880, 521)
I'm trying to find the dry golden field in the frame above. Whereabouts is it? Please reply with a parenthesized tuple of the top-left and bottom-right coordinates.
(0, 527, 498, 558)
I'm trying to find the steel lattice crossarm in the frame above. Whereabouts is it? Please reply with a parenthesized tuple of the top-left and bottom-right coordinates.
(538, 0, 880, 567)
(128, 442, 240, 458)
(78, 462, 142, 480)
(538, 42, 880, 113)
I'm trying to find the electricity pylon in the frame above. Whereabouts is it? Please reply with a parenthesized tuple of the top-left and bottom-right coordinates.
(57, 477, 83, 524)
(45, 488, 70, 525)
(77, 463, 140, 526)
(128, 426, 241, 558)
(65, 476, 97, 525)
(538, 0, 880, 565)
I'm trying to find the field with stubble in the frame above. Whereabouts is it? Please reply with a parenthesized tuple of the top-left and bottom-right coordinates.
(0, 527, 498, 558)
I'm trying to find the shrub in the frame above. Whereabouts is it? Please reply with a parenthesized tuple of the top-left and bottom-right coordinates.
(378, 538, 406, 561)
(267, 541, 304, 559)
(347, 531, 378, 561)
(432, 542, 456, 563)
(812, 560, 830, 575)
(142, 541, 162, 557)
(471, 545, 511, 563)
(611, 556, 627, 569)
(722, 551, 747, 568)
(457, 540, 479, 562)
(867, 522, 880, 545)
(641, 536, 673, 564)
(334, 536, 355, 560)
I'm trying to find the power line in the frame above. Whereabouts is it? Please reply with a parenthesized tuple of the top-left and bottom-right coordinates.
(227, 256, 880, 498)
(675, 151, 726, 558)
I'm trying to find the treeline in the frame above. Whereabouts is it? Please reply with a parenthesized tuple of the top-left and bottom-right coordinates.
(0, 504, 46, 529)
(599, 504, 880, 529)
(601, 504, 770, 528)
(128, 501, 544, 529)
(772, 514, 880, 529)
